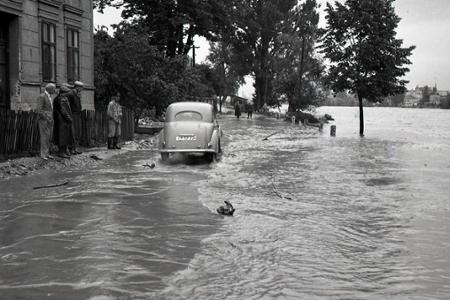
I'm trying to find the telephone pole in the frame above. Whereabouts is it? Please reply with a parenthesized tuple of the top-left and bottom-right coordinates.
(192, 44, 200, 67)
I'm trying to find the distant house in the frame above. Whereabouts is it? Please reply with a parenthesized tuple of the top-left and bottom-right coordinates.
(230, 95, 250, 105)
(430, 94, 441, 105)
(403, 86, 449, 107)
(0, 0, 94, 111)
(403, 88, 421, 107)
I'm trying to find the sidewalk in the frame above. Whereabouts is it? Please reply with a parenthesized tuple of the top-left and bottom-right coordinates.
(0, 135, 157, 181)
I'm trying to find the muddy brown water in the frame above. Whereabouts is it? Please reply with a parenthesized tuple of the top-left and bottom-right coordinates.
(1, 107, 450, 299)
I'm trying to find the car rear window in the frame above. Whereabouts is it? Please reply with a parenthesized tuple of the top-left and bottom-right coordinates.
(174, 111, 203, 121)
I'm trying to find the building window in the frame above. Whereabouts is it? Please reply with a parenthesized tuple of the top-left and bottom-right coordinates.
(42, 22, 56, 82)
(67, 28, 79, 83)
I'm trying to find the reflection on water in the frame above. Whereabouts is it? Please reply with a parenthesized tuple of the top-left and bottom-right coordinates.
(1, 107, 450, 299)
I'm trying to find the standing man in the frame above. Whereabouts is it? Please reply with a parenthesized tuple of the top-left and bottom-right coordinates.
(246, 102, 253, 119)
(234, 101, 241, 119)
(53, 85, 73, 158)
(36, 83, 56, 159)
(67, 81, 83, 154)
(107, 94, 123, 150)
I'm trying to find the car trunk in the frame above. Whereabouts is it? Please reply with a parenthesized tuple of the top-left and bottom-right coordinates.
(162, 122, 214, 151)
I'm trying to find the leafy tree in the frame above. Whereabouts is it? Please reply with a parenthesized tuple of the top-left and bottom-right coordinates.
(320, 0, 414, 136)
(389, 93, 405, 107)
(184, 63, 218, 102)
(207, 42, 245, 112)
(441, 92, 450, 109)
(94, 0, 228, 58)
(273, 0, 324, 111)
(94, 26, 116, 110)
(94, 23, 193, 124)
(223, 0, 297, 109)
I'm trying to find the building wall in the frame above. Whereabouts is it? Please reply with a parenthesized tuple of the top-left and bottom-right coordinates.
(0, 0, 94, 111)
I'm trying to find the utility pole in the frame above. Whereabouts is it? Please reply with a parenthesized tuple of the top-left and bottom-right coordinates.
(192, 44, 200, 67)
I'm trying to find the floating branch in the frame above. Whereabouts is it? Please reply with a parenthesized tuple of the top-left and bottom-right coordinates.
(33, 181, 69, 190)
(262, 131, 280, 141)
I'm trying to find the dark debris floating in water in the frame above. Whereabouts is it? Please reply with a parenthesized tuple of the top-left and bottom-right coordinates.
(217, 200, 235, 216)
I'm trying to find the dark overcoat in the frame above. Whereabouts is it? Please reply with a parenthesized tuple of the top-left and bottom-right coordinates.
(53, 92, 73, 147)
(235, 103, 241, 117)
(67, 89, 82, 114)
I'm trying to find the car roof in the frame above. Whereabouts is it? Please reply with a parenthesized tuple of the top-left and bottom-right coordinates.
(166, 102, 214, 120)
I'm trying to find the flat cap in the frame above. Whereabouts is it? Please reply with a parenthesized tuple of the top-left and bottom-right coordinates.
(74, 81, 84, 87)
(59, 85, 71, 93)
(62, 83, 73, 88)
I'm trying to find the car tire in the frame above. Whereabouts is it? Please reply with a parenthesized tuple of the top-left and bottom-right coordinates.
(205, 152, 216, 163)
(161, 152, 169, 162)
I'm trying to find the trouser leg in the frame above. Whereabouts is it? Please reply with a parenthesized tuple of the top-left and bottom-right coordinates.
(113, 137, 121, 149)
(38, 119, 51, 157)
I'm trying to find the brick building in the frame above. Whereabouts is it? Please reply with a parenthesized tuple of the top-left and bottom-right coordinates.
(0, 0, 94, 111)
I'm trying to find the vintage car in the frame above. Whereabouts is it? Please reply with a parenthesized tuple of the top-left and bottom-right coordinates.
(159, 102, 222, 162)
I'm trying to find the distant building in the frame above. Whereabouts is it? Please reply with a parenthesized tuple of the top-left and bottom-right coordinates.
(430, 94, 441, 105)
(0, 0, 94, 111)
(403, 85, 449, 107)
(230, 95, 250, 105)
(403, 87, 422, 107)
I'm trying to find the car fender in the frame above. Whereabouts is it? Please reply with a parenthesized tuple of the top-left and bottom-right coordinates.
(209, 129, 220, 153)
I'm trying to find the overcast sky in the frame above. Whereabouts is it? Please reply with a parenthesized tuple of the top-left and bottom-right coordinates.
(94, 0, 450, 92)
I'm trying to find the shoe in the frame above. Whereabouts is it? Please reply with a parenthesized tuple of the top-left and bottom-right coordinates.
(113, 137, 121, 149)
(58, 153, 70, 159)
(107, 138, 113, 149)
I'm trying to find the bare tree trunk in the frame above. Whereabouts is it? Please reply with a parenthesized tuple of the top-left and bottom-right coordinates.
(288, 37, 306, 112)
(358, 94, 364, 136)
(297, 36, 306, 109)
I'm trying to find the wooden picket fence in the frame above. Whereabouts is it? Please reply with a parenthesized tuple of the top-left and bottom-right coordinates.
(0, 108, 135, 159)
(0, 110, 40, 157)
(78, 108, 135, 146)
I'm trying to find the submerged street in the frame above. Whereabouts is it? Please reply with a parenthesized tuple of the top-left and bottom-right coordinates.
(1, 107, 450, 299)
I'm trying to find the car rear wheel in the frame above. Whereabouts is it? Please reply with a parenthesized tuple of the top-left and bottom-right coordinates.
(161, 152, 169, 162)
(205, 152, 216, 163)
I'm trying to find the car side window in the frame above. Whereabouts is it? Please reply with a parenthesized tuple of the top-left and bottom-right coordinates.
(175, 111, 203, 121)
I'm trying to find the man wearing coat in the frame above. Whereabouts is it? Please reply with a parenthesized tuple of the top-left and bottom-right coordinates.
(234, 101, 241, 119)
(107, 94, 123, 150)
(66, 81, 84, 154)
(36, 83, 56, 159)
(53, 85, 73, 158)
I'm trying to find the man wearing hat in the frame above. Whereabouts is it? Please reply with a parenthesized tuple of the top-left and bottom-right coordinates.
(107, 94, 123, 150)
(66, 81, 84, 154)
(53, 85, 73, 158)
(36, 83, 56, 159)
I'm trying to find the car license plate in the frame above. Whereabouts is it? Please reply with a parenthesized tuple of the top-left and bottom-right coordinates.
(176, 135, 197, 141)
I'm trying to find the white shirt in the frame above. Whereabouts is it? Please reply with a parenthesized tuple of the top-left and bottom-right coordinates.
(44, 90, 53, 109)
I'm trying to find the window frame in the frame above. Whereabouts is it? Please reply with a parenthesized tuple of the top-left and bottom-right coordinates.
(66, 27, 80, 83)
(41, 21, 57, 82)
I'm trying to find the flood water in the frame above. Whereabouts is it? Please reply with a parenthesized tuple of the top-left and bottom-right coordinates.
(1, 107, 450, 299)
